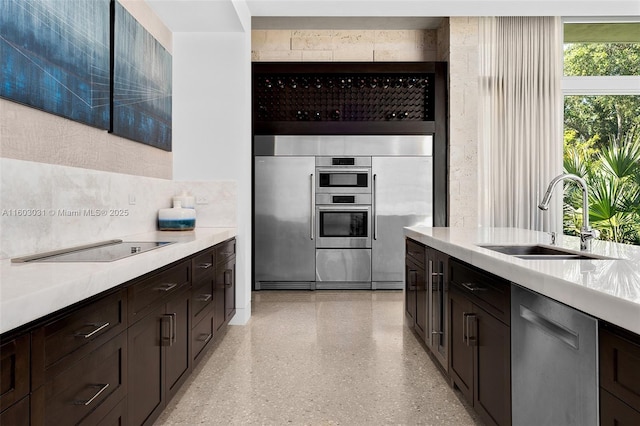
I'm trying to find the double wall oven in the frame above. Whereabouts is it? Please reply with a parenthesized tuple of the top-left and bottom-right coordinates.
(315, 157, 372, 288)
(254, 135, 432, 290)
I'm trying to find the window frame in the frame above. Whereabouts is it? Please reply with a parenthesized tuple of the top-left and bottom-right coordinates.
(562, 16, 640, 95)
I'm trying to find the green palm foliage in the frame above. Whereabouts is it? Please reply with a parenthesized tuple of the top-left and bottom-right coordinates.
(563, 42, 640, 244)
(563, 129, 640, 244)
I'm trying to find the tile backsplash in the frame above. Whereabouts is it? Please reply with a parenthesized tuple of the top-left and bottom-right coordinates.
(0, 158, 236, 259)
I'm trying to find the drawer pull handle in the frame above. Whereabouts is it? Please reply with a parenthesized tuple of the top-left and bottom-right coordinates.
(461, 282, 487, 292)
(198, 333, 213, 343)
(171, 313, 177, 345)
(197, 294, 212, 302)
(161, 314, 177, 346)
(197, 262, 213, 269)
(224, 269, 232, 287)
(74, 383, 109, 406)
(463, 313, 478, 346)
(74, 322, 110, 339)
(155, 282, 178, 292)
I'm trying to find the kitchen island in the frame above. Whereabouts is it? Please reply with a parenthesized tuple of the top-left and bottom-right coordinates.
(405, 226, 640, 334)
(405, 226, 640, 426)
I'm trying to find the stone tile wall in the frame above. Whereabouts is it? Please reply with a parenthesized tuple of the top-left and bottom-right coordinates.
(444, 18, 480, 228)
(252, 30, 438, 62)
(252, 23, 481, 228)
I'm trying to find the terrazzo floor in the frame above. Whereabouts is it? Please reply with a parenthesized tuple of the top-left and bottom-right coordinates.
(155, 291, 484, 425)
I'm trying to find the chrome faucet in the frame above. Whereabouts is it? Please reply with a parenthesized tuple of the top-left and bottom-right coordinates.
(538, 173, 599, 251)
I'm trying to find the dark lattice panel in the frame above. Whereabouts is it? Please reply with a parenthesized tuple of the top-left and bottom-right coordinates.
(254, 73, 434, 122)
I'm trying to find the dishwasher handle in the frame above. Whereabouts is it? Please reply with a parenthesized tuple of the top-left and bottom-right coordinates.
(520, 304, 580, 350)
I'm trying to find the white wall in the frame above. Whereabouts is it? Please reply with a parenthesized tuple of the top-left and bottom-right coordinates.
(173, 26, 252, 324)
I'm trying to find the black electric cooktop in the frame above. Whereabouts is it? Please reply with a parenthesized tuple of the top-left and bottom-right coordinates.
(15, 240, 175, 263)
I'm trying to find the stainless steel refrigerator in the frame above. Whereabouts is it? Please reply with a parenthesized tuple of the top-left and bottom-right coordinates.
(254, 135, 433, 290)
(372, 157, 432, 289)
(254, 156, 316, 289)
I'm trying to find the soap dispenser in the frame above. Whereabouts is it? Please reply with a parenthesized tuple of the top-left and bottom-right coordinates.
(172, 191, 195, 209)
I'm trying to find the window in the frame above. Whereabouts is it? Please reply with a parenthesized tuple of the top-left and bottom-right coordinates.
(562, 20, 640, 245)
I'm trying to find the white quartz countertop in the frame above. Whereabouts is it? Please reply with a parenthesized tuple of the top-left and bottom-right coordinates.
(0, 228, 237, 334)
(404, 227, 640, 335)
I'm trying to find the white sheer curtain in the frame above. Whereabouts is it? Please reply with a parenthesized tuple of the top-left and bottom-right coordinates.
(478, 17, 564, 232)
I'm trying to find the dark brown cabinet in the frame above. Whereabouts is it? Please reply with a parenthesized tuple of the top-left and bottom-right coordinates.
(215, 240, 236, 331)
(31, 289, 127, 388)
(426, 247, 448, 371)
(164, 288, 192, 401)
(224, 259, 236, 323)
(448, 259, 511, 426)
(0, 395, 29, 426)
(127, 264, 192, 426)
(600, 323, 640, 425)
(448, 287, 474, 400)
(32, 332, 127, 426)
(0, 237, 236, 426)
(0, 333, 30, 426)
(29, 289, 128, 426)
(405, 239, 427, 341)
(404, 259, 417, 325)
(127, 306, 163, 426)
(191, 248, 216, 364)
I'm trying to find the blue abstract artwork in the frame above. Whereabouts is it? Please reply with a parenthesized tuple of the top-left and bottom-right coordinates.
(0, 0, 110, 129)
(112, 1, 172, 151)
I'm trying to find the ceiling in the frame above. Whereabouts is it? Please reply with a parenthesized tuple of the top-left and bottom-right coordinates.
(252, 17, 444, 30)
(145, 0, 640, 33)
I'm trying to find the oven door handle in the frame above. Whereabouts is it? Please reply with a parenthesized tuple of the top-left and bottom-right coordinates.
(310, 173, 315, 240)
(373, 174, 378, 240)
(316, 205, 371, 212)
(316, 168, 370, 174)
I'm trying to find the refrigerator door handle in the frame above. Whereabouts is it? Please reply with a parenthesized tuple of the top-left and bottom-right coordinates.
(373, 174, 378, 240)
(310, 173, 315, 240)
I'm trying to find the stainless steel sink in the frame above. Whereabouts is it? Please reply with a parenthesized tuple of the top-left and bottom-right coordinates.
(478, 244, 613, 260)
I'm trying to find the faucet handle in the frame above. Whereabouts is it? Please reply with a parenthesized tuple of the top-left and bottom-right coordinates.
(579, 228, 600, 251)
(581, 228, 600, 240)
(547, 231, 557, 245)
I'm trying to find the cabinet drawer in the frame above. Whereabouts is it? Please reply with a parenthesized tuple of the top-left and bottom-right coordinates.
(0, 395, 29, 426)
(90, 397, 127, 426)
(192, 311, 215, 364)
(32, 332, 127, 426)
(601, 388, 640, 425)
(600, 324, 640, 411)
(192, 249, 214, 283)
(32, 290, 126, 382)
(128, 260, 191, 323)
(192, 279, 214, 323)
(215, 239, 236, 264)
(406, 239, 426, 268)
(0, 333, 30, 413)
(450, 259, 510, 325)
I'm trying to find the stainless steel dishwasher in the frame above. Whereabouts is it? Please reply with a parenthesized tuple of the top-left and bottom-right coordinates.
(511, 285, 598, 426)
